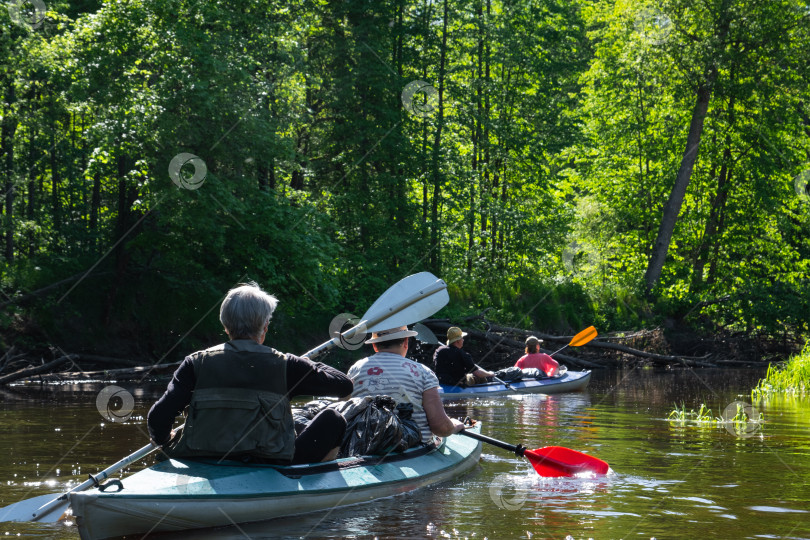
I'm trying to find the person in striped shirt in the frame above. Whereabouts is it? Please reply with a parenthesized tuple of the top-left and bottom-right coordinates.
(347, 326, 465, 442)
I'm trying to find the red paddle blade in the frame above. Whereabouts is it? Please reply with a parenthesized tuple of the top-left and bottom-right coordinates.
(524, 446, 610, 477)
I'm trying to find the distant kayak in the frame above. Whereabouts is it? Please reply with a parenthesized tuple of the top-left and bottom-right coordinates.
(439, 370, 591, 397)
(69, 425, 482, 540)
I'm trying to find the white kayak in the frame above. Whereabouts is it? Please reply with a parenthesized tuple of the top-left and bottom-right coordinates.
(439, 369, 591, 398)
(69, 425, 483, 539)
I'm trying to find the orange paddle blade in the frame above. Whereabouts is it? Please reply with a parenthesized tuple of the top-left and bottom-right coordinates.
(524, 446, 609, 477)
(570, 326, 597, 347)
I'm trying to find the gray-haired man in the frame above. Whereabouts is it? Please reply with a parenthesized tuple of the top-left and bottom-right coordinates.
(148, 282, 353, 464)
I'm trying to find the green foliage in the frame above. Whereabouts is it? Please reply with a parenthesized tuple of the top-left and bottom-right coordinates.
(752, 344, 810, 400)
(446, 276, 595, 333)
(571, 0, 810, 336)
(0, 0, 808, 361)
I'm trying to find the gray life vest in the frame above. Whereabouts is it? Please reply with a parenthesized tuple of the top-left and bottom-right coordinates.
(165, 340, 295, 462)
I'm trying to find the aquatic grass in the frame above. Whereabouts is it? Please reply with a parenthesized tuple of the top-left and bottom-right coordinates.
(667, 402, 763, 435)
(667, 403, 689, 423)
(694, 403, 714, 423)
(667, 403, 716, 425)
(752, 343, 810, 400)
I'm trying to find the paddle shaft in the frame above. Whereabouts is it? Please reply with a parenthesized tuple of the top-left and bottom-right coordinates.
(459, 429, 526, 456)
(548, 343, 570, 357)
(492, 375, 513, 389)
(548, 326, 598, 358)
(30, 423, 188, 521)
(32, 441, 156, 520)
(302, 278, 447, 358)
(471, 363, 514, 390)
(459, 429, 597, 476)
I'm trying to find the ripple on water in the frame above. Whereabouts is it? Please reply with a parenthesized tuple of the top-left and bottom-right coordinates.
(478, 452, 524, 464)
(748, 505, 808, 513)
(675, 496, 716, 505)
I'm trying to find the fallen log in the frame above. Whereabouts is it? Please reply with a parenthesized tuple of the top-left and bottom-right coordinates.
(0, 355, 76, 385)
(25, 361, 182, 382)
(475, 330, 601, 368)
(422, 318, 717, 368)
(581, 340, 716, 367)
(488, 324, 652, 344)
(74, 354, 144, 368)
(0, 346, 25, 374)
(486, 323, 589, 343)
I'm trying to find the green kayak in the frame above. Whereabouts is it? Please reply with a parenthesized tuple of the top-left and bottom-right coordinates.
(70, 425, 482, 540)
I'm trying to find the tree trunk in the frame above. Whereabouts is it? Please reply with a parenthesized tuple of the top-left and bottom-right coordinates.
(691, 144, 732, 292)
(88, 167, 101, 254)
(393, 0, 407, 266)
(421, 61, 429, 225)
(27, 130, 36, 256)
(643, 0, 733, 295)
(483, 0, 492, 256)
(643, 82, 713, 294)
(258, 159, 274, 191)
(468, 0, 484, 274)
(2, 86, 16, 261)
(115, 153, 130, 257)
(428, 0, 448, 273)
(89, 170, 101, 231)
(50, 129, 61, 245)
(691, 71, 737, 293)
(497, 174, 505, 263)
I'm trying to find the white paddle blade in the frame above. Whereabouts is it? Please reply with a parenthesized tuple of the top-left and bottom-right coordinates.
(361, 272, 449, 332)
(0, 493, 66, 523)
(413, 323, 440, 345)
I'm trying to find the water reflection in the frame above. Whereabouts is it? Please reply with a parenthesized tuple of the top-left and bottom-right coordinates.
(590, 367, 766, 407)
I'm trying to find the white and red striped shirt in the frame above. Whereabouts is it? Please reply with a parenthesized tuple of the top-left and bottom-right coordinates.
(347, 352, 440, 442)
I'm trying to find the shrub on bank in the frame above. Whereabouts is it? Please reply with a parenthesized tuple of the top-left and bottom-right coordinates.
(752, 344, 810, 399)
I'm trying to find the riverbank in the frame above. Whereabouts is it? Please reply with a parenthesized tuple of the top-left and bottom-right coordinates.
(2, 319, 802, 386)
(752, 344, 810, 398)
(411, 322, 802, 372)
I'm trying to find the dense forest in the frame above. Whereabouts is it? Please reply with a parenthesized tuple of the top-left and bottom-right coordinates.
(1, 0, 808, 363)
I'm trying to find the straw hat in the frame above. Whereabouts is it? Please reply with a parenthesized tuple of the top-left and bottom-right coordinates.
(446, 326, 467, 346)
(364, 325, 418, 344)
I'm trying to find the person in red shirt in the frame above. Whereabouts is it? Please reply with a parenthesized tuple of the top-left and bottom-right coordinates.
(514, 336, 559, 377)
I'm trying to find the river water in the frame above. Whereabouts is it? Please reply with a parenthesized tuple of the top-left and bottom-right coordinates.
(1, 368, 809, 539)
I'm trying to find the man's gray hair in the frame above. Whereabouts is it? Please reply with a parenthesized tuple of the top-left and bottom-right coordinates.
(220, 281, 279, 340)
